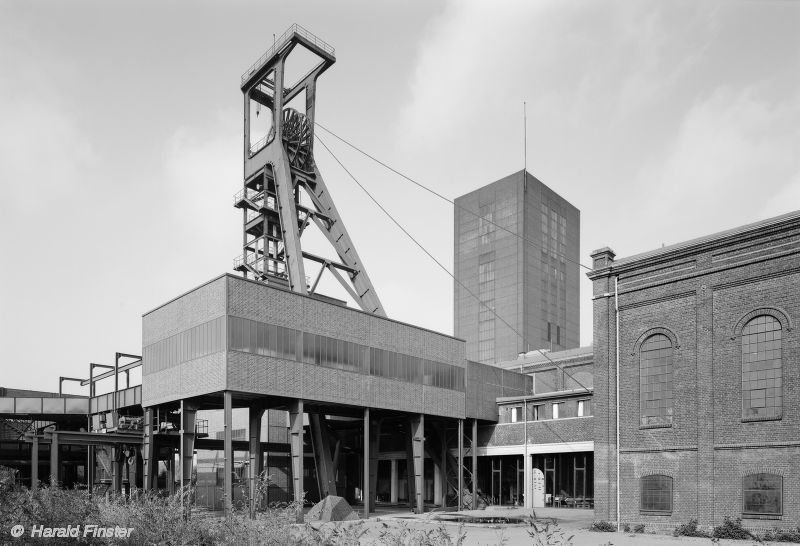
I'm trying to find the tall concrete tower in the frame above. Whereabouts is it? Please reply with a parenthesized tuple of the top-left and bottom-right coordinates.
(454, 171, 580, 364)
(234, 25, 384, 316)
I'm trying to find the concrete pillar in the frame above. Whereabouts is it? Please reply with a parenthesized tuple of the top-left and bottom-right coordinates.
(411, 414, 424, 514)
(31, 435, 39, 488)
(363, 407, 370, 518)
(249, 406, 265, 518)
(223, 392, 233, 514)
(390, 459, 398, 504)
(289, 399, 304, 523)
(49, 432, 59, 486)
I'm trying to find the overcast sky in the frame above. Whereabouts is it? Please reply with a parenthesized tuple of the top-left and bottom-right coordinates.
(1, 0, 798, 393)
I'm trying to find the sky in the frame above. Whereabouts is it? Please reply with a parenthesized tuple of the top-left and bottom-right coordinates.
(1, 0, 798, 393)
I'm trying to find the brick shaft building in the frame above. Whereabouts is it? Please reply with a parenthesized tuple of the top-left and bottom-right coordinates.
(589, 210, 800, 530)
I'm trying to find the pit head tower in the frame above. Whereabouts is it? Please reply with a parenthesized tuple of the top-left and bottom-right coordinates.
(235, 25, 385, 316)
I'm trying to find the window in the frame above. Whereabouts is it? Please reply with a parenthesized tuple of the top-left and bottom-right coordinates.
(552, 402, 561, 419)
(742, 315, 782, 420)
(743, 473, 782, 516)
(510, 406, 522, 423)
(640, 334, 674, 426)
(531, 404, 542, 421)
(578, 400, 585, 417)
(640, 475, 673, 513)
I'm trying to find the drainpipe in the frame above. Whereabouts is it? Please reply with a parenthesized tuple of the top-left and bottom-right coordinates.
(614, 276, 620, 532)
(522, 360, 528, 508)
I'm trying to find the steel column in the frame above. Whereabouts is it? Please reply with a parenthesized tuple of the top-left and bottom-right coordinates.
(390, 459, 398, 504)
(49, 432, 59, 486)
(309, 413, 337, 498)
(289, 400, 304, 523)
(363, 407, 370, 518)
(223, 392, 233, 514)
(249, 406, 265, 518)
(31, 435, 38, 488)
(457, 419, 463, 511)
(180, 399, 197, 511)
(411, 414, 424, 514)
(471, 419, 478, 502)
(142, 407, 156, 492)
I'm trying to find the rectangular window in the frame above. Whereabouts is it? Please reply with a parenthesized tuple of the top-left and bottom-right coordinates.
(641, 475, 673, 513)
(743, 474, 782, 516)
(578, 400, 585, 417)
(552, 403, 561, 419)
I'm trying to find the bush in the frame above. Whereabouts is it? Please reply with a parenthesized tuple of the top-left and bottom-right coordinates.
(762, 527, 800, 543)
(589, 520, 616, 532)
(633, 523, 645, 533)
(673, 518, 710, 538)
(711, 517, 755, 540)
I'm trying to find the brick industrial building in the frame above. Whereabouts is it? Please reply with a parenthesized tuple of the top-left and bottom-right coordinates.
(589, 210, 800, 530)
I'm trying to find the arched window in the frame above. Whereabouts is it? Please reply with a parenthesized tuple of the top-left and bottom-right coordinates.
(640, 475, 673, 513)
(741, 315, 782, 420)
(743, 473, 782, 516)
(640, 334, 674, 426)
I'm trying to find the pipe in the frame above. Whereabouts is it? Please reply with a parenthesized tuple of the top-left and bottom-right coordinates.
(614, 276, 620, 532)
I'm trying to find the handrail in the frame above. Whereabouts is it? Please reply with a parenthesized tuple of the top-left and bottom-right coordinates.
(240, 24, 335, 86)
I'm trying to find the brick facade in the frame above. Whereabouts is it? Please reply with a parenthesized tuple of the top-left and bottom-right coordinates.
(589, 211, 800, 529)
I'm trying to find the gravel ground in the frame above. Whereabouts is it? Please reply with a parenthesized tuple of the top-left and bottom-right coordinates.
(308, 506, 792, 545)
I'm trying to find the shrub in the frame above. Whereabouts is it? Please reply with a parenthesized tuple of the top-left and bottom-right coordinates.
(711, 517, 755, 540)
(633, 523, 645, 534)
(762, 527, 800, 543)
(673, 518, 710, 538)
(589, 520, 616, 532)
(527, 519, 574, 545)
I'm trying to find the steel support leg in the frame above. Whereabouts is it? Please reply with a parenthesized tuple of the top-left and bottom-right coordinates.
(405, 422, 416, 509)
(363, 408, 370, 518)
(368, 416, 379, 513)
(472, 419, 478, 502)
(249, 406, 265, 518)
(50, 432, 59, 486)
(309, 413, 337, 498)
(223, 392, 233, 515)
(31, 435, 39, 488)
(142, 407, 156, 492)
(457, 419, 463, 511)
(411, 414, 424, 514)
(289, 399, 304, 523)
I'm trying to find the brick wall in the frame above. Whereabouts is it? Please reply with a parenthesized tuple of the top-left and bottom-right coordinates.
(589, 212, 800, 528)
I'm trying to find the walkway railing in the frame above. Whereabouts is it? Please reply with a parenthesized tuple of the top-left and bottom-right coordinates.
(241, 24, 335, 85)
